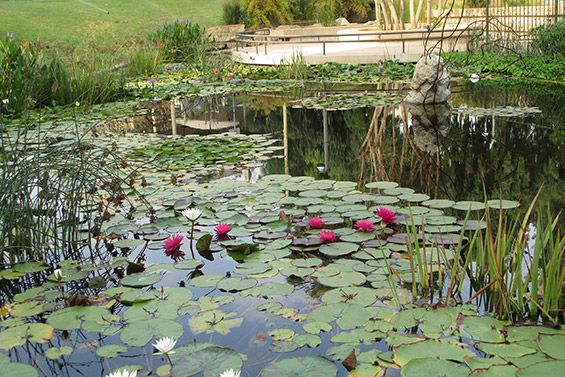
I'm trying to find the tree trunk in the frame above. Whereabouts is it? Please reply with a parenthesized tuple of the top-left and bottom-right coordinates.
(374, 0, 382, 29)
(414, 0, 425, 28)
(387, 0, 401, 30)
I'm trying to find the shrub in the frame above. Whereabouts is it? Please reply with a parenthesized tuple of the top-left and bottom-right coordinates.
(530, 19, 565, 58)
(152, 20, 210, 65)
(245, 0, 293, 28)
(128, 47, 162, 77)
(0, 35, 126, 115)
(223, 0, 245, 24)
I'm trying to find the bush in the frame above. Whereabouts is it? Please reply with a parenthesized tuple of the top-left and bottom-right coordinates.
(128, 47, 162, 77)
(0, 36, 126, 115)
(530, 19, 565, 58)
(223, 0, 244, 24)
(245, 0, 293, 28)
(152, 20, 210, 65)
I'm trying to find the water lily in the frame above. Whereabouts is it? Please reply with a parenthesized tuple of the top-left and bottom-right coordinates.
(53, 269, 63, 281)
(152, 337, 177, 355)
(105, 370, 137, 377)
(219, 369, 241, 377)
(215, 223, 231, 237)
(182, 208, 202, 222)
(308, 217, 324, 229)
(164, 234, 185, 261)
(1, 99, 8, 105)
(355, 219, 376, 232)
(319, 230, 337, 243)
(376, 207, 398, 225)
(164, 234, 183, 252)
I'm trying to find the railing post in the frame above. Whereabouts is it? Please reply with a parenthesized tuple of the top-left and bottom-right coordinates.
(323, 42, 326, 55)
(255, 43, 258, 54)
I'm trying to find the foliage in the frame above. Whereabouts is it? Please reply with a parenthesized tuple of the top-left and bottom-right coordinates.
(223, 0, 245, 24)
(443, 51, 565, 81)
(244, 0, 293, 28)
(128, 47, 162, 77)
(277, 52, 308, 80)
(0, 125, 142, 264)
(530, 19, 565, 58)
(0, 36, 127, 115)
(152, 20, 210, 65)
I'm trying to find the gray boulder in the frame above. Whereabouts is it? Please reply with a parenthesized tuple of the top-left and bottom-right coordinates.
(405, 55, 450, 104)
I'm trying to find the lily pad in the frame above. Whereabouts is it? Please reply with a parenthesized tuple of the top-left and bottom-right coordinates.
(260, 356, 338, 377)
(319, 242, 359, 257)
(402, 358, 469, 377)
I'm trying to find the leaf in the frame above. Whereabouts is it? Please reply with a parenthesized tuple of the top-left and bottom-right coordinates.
(402, 358, 469, 377)
(394, 339, 474, 366)
(537, 334, 565, 360)
(120, 318, 183, 347)
(196, 233, 212, 252)
(260, 356, 338, 377)
(319, 242, 359, 256)
(121, 273, 162, 288)
(45, 347, 73, 360)
(0, 362, 38, 377)
(0, 323, 54, 350)
(171, 345, 243, 377)
(96, 344, 128, 358)
(188, 310, 243, 335)
(516, 360, 565, 377)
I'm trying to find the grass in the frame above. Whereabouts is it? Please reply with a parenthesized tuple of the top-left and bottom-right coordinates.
(0, 0, 224, 48)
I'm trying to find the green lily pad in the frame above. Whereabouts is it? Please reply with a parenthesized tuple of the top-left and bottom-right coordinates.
(322, 287, 378, 307)
(260, 356, 337, 377)
(217, 277, 257, 292)
(45, 346, 73, 360)
(189, 274, 223, 288)
(537, 334, 565, 360)
(486, 199, 520, 210)
(317, 271, 366, 287)
(121, 273, 162, 288)
(453, 201, 484, 211)
(188, 310, 243, 335)
(394, 339, 474, 366)
(0, 362, 38, 377)
(175, 259, 205, 270)
(319, 242, 359, 256)
(0, 323, 54, 350)
(120, 318, 183, 347)
(114, 238, 145, 249)
(402, 358, 469, 377)
(270, 329, 296, 341)
(96, 344, 128, 358)
(365, 181, 398, 190)
(477, 342, 536, 358)
(171, 344, 244, 377)
(516, 360, 565, 377)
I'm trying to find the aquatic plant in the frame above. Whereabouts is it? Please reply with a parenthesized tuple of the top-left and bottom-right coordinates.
(308, 217, 324, 229)
(354, 219, 376, 232)
(153, 336, 177, 355)
(319, 230, 337, 243)
(376, 207, 397, 225)
(215, 223, 232, 237)
(219, 369, 241, 377)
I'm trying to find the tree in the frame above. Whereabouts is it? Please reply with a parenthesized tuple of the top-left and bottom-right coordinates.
(245, 0, 293, 28)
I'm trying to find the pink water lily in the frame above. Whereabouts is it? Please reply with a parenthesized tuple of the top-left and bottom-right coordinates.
(319, 230, 337, 243)
(355, 219, 376, 232)
(164, 234, 185, 261)
(215, 223, 232, 237)
(308, 217, 324, 229)
(376, 207, 398, 225)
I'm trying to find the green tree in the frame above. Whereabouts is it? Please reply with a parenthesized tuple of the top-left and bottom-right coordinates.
(245, 0, 293, 28)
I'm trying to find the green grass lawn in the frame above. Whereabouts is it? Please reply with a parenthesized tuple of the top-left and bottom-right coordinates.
(0, 0, 224, 47)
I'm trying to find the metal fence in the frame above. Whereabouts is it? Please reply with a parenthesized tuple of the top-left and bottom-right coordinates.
(434, 0, 564, 43)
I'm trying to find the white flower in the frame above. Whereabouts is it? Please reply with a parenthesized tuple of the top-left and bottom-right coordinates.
(219, 370, 241, 377)
(105, 370, 137, 377)
(75, 101, 80, 107)
(1, 99, 8, 105)
(182, 208, 202, 222)
(53, 269, 63, 281)
(469, 73, 480, 83)
(152, 337, 177, 355)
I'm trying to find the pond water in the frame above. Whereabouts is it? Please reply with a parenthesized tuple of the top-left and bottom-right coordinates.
(1, 80, 564, 377)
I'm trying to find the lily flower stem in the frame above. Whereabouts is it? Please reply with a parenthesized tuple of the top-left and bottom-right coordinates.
(189, 221, 195, 258)
(165, 353, 173, 368)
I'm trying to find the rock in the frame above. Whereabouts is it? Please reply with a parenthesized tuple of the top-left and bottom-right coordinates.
(405, 102, 451, 154)
(206, 24, 245, 43)
(405, 54, 451, 104)
(335, 17, 350, 26)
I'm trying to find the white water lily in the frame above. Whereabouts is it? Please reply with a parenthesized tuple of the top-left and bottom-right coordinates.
(152, 337, 177, 355)
(53, 269, 63, 281)
(219, 369, 241, 377)
(105, 370, 137, 377)
(182, 208, 202, 222)
(1, 99, 8, 105)
(469, 73, 480, 83)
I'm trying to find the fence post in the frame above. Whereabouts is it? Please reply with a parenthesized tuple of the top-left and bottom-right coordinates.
(555, 0, 559, 24)
(485, 0, 490, 42)
(323, 42, 326, 55)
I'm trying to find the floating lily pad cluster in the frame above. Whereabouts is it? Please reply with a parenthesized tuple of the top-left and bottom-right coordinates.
(126, 132, 283, 172)
(290, 93, 402, 111)
(454, 106, 542, 118)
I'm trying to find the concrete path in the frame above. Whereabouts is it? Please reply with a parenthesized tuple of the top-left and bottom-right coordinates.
(232, 39, 464, 65)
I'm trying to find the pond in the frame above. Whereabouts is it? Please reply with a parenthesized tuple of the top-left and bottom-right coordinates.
(1, 80, 564, 377)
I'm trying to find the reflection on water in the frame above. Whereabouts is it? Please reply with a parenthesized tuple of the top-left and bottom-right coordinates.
(107, 81, 563, 209)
